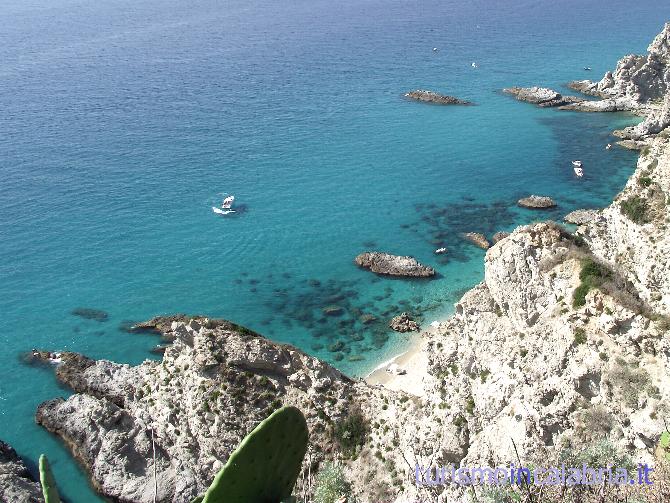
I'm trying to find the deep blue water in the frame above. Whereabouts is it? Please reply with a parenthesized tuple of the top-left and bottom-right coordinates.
(1, 0, 669, 500)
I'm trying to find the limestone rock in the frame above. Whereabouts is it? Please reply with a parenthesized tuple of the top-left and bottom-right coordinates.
(463, 232, 490, 249)
(518, 195, 557, 209)
(389, 313, 420, 332)
(503, 87, 583, 107)
(564, 209, 601, 225)
(354, 252, 435, 277)
(404, 89, 473, 105)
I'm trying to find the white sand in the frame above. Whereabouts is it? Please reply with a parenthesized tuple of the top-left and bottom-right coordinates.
(364, 320, 445, 397)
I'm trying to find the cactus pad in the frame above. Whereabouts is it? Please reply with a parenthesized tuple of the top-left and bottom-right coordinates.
(201, 405, 309, 503)
(39, 455, 62, 503)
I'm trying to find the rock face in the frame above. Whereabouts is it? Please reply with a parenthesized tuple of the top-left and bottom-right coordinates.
(389, 313, 420, 332)
(35, 317, 423, 502)
(503, 87, 583, 107)
(404, 89, 472, 105)
(354, 252, 435, 277)
(564, 209, 601, 225)
(565, 22, 670, 117)
(0, 440, 42, 503)
(518, 195, 557, 209)
(462, 232, 490, 249)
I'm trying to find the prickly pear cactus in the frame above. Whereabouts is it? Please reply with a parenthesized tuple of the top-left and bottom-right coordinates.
(200, 405, 309, 503)
(39, 455, 62, 503)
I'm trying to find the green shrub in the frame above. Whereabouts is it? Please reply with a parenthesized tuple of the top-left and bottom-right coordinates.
(333, 410, 368, 457)
(573, 258, 612, 308)
(620, 196, 649, 224)
(573, 328, 587, 345)
(639, 176, 653, 187)
(313, 462, 354, 503)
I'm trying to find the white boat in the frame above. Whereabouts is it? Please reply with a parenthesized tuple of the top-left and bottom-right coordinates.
(574, 167, 584, 177)
(572, 160, 582, 168)
(434, 247, 447, 254)
(584, 67, 592, 71)
(471, 62, 477, 68)
(212, 206, 235, 215)
(432, 47, 438, 52)
(606, 143, 612, 150)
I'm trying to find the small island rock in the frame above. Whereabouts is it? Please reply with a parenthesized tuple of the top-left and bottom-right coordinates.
(518, 195, 557, 209)
(405, 90, 473, 106)
(355, 252, 435, 277)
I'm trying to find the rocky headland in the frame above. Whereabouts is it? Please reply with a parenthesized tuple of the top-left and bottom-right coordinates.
(30, 22, 670, 503)
(404, 89, 473, 105)
(354, 252, 435, 277)
(503, 86, 584, 107)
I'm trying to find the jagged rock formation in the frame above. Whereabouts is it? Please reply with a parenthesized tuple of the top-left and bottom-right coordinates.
(518, 195, 557, 209)
(404, 89, 472, 105)
(354, 252, 435, 277)
(0, 440, 42, 503)
(565, 23, 670, 125)
(503, 86, 583, 107)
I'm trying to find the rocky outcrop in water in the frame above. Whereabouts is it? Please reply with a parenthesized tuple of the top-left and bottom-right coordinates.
(354, 252, 435, 277)
(518, 195, 557, 209)
(462, 232, 490, 249)
(389, 312, 420, 332)
(404, 89, 472, 105)
(0, 440, 42, 503)
(503, 86, 583, 107)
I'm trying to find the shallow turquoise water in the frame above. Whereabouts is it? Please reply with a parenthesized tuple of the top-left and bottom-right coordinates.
(1, 0, 669, 500)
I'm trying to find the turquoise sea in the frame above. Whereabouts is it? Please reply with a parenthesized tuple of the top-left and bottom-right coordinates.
(1, 0, 669, 499)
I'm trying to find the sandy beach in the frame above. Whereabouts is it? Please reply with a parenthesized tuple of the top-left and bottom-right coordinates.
(365, 321, 445, 397)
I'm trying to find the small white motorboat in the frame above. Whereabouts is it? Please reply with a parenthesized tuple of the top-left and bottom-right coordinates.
(212, 195, 236, 215)
(572, 160, 582, 168)
(606, 143, 612, 150)
(471, 62, 477, 68)
(584, 67, 592, 71)
(433, 47, 438, 52)
(434, 247, 447, 255)
(574, 167, 584, 177)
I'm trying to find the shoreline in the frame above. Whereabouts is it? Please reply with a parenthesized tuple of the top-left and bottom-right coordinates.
(364, 319, 445, 397)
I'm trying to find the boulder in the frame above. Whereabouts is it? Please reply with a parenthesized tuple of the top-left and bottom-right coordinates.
(517, 195, 557, 209)
(389, 313, 420, 333)
(564, 209, 601, 225)
(404, 90, 473, 105)
(355, 252, 435, 277)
